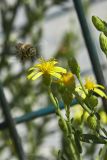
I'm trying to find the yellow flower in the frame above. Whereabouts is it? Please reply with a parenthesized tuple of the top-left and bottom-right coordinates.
(27, 58, 66, 80)
(57, 72, 75, 105)
(84, 77, 107, 98)
(59, 72, 75, 87)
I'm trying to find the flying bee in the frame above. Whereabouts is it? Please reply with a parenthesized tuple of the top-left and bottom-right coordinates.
(16, 42, 37, 62)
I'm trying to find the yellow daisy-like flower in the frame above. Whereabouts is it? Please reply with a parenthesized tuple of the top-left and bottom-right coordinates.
(27, 58, 66, 80)
(84, 77, 107, 98)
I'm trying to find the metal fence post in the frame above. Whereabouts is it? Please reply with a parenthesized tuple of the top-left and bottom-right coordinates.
(73, 0, 107, 111)
(0, 84, 26, 160)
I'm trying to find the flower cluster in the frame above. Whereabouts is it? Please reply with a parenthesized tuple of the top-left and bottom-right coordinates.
(26, 55, 107, 160)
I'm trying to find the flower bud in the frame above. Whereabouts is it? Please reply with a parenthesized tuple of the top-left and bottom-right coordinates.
(68, 58, 80, 76)
(83, 111, 89, 121)
(84, 95, 98, 108)
(92, 16, 106, 32)
(59, 72, 76, 91)
(99, 111, 107, 124)
(61, 92, 73, 106)
(99, 32, 107, 56)
(87, 115, 98, 130)
(58, 72, 75, 105)
(74, 109, 83, 124)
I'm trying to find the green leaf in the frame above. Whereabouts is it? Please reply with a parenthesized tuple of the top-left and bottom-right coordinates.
(80, 134, 107, 144)
(101, 127, 107, 137)
(74, 131, 82, 153)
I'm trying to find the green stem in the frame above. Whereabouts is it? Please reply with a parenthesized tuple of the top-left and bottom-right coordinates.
(80, 110, 85, 129)
(68, 139, 80, 160)
(48, 87, 68, 133)
(65, 104, 70, 122)
(74, 91, 91, 114)
(77, 74, 87, 95)
(74, 91, 107, 138)
(65, 104, 81, 160)
(48, 88, 80, 160)
(48, 88, 58, 110)
(67, 123, 81, 160)
(77, 75, 95, 111)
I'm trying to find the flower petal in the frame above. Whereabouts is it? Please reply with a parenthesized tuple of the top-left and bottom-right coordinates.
(27, 71, 37, 80)
(35, 64, 41, 68)
(50, 72, 61, 79)
(54, 67, 66, 73)
(93, 88, 107, 98)
(32, 72, 43, 80)
(28, 67, 36, 71)
(51, 60, 57, 65)
(95, 84, 105, 89)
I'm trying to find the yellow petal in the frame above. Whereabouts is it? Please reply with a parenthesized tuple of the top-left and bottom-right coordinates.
(35, 64, 41, 67)
(27, 71, 37, 80)
(32, 72, 43, 80)
(95, 84, 105, 89)
(54, 67, 66, 73)
(28, 67, 36, 71)
(50, 72, 61, 79)
(51, 60, 58, 65)
(93, 88, 107, 98)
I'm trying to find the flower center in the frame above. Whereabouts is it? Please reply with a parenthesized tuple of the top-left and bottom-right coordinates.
(85, 79, 95, 90)
(39, 62, 54, 74)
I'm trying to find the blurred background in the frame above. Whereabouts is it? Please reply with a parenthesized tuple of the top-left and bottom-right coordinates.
(0, 0, 107, 159)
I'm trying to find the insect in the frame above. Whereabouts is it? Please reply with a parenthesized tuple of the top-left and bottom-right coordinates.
(16, 42, 37, 62)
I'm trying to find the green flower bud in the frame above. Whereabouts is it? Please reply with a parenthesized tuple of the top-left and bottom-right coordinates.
(58, 72, 76, 93)
(99, 111, 107, 124)
(92, 16, 107, 32)
(87, 115, 98, 130)
(61, 92, 73, 106)
(68, 58, 80, 76)
(99, 32, 107, 56)
(84, 95, 98, 108)
(58, 118, 68, 134)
